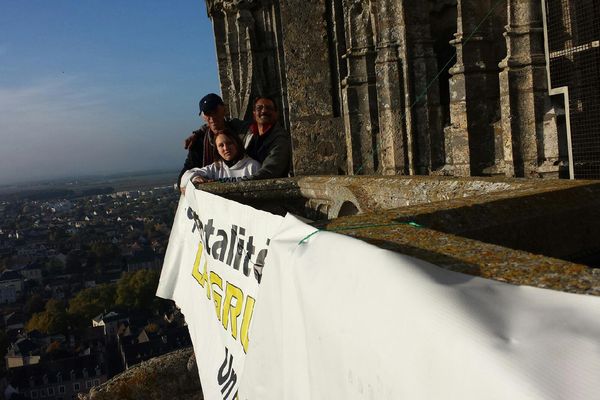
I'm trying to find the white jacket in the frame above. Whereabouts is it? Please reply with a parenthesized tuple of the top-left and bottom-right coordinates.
(181, 156, 261, 186)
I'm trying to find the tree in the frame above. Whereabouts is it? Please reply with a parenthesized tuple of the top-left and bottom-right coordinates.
(48, 227, 67, 243)
(68, 284, 116, 324)
(44, 340, 70, 361)
(26, 299, 68, 334)
(45, 340, 62, 354)
(85, 253, 98, 272)
(91, 243, 120, 261)
(45, 257, 65, 275)
(65, 251, 83, 273)
(115, 269, 161, 312)
(24, 294, 46, 316)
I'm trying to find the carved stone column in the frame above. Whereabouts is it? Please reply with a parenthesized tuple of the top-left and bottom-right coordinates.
(342, 0, 379, 175)
(497, 0, 559, 177)
(443, 0, 500, 176)
(278, 0, 343, 175)
(405, 2, 445, 174)
(374, 0, 407, 175)
(206, 0, 285, 120)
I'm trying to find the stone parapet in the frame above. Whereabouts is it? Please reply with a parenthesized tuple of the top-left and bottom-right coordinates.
(79, 348, 201, 400)
(200, 176, 600, 295)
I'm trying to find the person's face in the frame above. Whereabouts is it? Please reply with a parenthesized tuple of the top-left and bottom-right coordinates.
(253, 99, 278, 127)
(202, 104, 226, 132)
(215, 134, 239, 161)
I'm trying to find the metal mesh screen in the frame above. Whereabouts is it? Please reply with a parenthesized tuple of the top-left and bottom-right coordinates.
(545, 0, 600, 179)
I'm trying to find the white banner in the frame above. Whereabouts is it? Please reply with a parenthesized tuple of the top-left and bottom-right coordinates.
(239, 214, 600, 400)
(157, 186, 283, 400)
(159, 192, 600, 400)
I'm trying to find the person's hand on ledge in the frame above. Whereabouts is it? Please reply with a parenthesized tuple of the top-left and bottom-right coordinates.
(192, 176, 212, 185)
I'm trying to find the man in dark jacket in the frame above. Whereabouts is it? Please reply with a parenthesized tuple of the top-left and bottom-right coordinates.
(178, 93, 247, 188)
(242, 97, 292, 180)
(181, 95, 292, 185)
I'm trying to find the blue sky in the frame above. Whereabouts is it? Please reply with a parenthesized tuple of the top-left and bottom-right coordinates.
(0, 1, 220, 185)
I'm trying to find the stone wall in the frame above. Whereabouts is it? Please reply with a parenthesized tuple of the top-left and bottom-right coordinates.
(205, 0, 573, 179)
(200, 176, 600, 286)
(79, 348, 202, 400)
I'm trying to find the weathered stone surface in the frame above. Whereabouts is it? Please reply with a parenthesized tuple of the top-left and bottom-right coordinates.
(78, 348, 202, 400)
(278, 0, 345, 175)
(290, 117, 345, 175)
(200, 176, 600, 295)
(443, 0, 504, 176)
(206, 0, 573, 180)
(496, 0, 562, 178)
(207, 0, 288, 123)
(325, 218, 599, 295)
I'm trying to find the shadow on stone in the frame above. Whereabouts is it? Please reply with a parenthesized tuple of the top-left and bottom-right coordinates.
(393, 182, 600, 265)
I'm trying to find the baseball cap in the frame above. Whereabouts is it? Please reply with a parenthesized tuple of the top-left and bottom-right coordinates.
(199, 93, 225, 114)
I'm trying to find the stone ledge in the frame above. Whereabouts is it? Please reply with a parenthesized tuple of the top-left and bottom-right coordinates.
(319, 219, 599, 296)
(199, 175, 600, 295)
(78, 348, 202, 400)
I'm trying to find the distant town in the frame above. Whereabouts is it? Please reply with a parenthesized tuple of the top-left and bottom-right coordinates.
(0, 172, 191, 399)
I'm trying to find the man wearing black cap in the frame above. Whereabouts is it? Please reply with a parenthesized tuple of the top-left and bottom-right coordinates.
(178, 93, 247, 189)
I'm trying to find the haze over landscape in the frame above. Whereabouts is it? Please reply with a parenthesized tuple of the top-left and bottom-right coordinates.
(0, 0, 220, 186)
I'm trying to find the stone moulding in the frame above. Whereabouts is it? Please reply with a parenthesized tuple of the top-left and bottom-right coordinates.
(200, 175, 600, 296)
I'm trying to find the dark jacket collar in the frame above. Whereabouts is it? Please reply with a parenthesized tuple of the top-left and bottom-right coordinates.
(249, 122, 274, 136)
